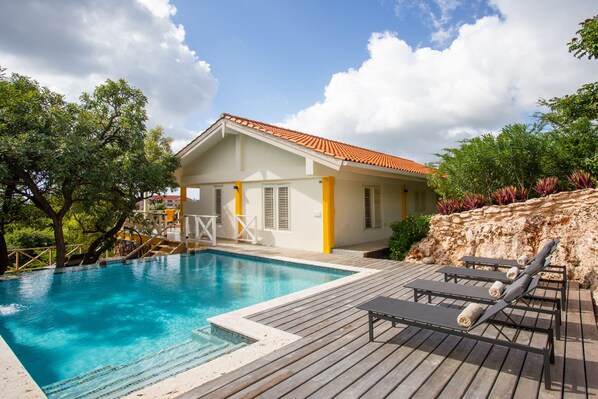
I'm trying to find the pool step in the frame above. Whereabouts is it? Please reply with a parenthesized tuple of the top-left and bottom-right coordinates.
(43, 328, 246, 399)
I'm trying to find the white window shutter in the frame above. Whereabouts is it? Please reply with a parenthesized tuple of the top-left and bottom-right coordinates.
(264, 187, 275, 229)
(215, 188, 222, 224)
(374, 186, 382, 228)
(277, 186, 289, 230)
(364, 187, 372, 228)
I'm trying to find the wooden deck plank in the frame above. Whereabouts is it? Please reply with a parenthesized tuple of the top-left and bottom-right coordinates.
(301, 327, 426, 398)
(561, 283, 587, 398)
(489, 292, 552, 399)
(513, 287, 561, 399)
(172, 244, 595, 399)
(579, 287, 598, 398)
(382, 334, 463, 399)
(252, 265, 432, 330)
(410, 336, 477, 399)
(334, 297, 469, 398)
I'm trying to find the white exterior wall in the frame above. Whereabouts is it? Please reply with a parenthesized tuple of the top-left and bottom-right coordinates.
(242, 179, 322, 252)
(334, 178, 404, 247)
(404, 181, 438, 215)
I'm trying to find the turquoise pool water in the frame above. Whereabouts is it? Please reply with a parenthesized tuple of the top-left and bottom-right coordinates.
(0, 251, 352, 397)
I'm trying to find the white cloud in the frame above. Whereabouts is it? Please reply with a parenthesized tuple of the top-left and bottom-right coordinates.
(283, 0, 598, 163)
(0, 0, 217, 140)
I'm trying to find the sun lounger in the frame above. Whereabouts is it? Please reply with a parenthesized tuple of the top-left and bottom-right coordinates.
(459, 239, 561, 271)
(405, 276, 561, 338)
(438, 251, 567, 309)
(357, 285, 555, 388)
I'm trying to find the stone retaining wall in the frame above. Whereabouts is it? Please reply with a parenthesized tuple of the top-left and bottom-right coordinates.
(406, 188, 598, 301)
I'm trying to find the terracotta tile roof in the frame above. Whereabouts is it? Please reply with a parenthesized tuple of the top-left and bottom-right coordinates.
(223, 113, 430, 175)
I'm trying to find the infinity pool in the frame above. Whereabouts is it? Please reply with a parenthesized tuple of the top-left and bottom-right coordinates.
(0, 251, 352, 398)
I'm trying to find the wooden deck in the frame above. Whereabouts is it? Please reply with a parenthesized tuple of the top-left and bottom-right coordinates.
(177, 243, 597, 399)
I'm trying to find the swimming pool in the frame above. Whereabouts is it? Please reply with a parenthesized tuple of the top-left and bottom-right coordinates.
(0, 250, 353, 398)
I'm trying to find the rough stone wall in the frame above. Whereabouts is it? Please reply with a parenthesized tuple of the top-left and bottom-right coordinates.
(406, 188, 598, 300)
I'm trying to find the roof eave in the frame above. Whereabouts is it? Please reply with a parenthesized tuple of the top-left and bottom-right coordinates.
(340, 160, 429, 180)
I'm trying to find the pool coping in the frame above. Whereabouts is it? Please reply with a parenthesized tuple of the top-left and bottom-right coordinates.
(0, 335, 47, 398)
(123, 250, 379, 399)
(0, 249, 380, 399)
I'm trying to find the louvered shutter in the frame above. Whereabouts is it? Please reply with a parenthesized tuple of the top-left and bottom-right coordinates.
(277, 186, 289, 230)
(374, 186, 382, 228)
(264, 187, 275, 229)
(215, 188, 222, 224)
(364, 187, 372, 228)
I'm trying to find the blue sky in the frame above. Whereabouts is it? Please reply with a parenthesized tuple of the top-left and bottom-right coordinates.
(0, 0, 596, 163)
(169, 0, 494, 124)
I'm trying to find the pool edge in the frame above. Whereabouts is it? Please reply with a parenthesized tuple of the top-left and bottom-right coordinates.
(0, 335, 47, 399)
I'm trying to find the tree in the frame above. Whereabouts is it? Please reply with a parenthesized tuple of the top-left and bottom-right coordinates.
(568, 15, 598, 60)
(539, 84, 598, 178)
(538, 15, 598, 178)
(0, 73, 179, 270)
(73, 126, 179, 264)
(0, 73, 79, 271)
(428, 123, 546, 198)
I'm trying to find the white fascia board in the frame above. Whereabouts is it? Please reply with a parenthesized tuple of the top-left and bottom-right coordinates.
(177, 119, 224, 162)
(340, 160, 428, 182)
(227, 122, 343, 171)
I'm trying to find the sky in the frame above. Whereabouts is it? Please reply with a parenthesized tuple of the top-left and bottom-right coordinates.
(0, 0, 597, 164)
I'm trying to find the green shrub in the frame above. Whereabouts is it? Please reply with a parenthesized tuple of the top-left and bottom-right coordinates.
(389, 215, 432, 261)
(6, 227, 55, 249)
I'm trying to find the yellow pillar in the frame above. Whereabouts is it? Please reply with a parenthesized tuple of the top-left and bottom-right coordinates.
(322, 177, 335, 254)
(401, 184, 407, 220)
(179, 186, 187, 235)
(234, 181, 243, 235)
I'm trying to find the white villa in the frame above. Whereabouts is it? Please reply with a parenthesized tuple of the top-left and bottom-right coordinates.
(175, 114, 437, 253)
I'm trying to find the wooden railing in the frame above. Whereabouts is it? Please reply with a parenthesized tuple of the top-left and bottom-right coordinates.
(6, 244, 85, 273)
(235, 215, 257, 244)
(125, 211, 169, 237)
(184, 215, 217, 246)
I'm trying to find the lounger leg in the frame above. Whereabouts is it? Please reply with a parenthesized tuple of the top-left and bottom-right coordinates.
(368, 312, 374, 342)
(548, 329, 555, 363)
(428, 293, 432, 303)
(544, 349, 552, 389)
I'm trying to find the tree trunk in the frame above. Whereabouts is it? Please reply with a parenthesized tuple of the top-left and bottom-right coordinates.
(84, 215, 129, 264)
(53, 218, 66, 267)
(0, 228, 8, 275)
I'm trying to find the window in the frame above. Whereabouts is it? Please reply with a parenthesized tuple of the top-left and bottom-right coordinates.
(364, 186, 382, 229)
(264, 185, 290, 230)
(214, 187, 222, 224)
(415, 191, 426, 212)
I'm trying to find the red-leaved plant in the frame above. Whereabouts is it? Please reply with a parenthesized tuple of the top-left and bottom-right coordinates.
(567, 170, 596, 189)
(515, 186, 529, 202)
(491, 186, 517, 205)
(533, 177, 559, 197)
(462, 193, 486, 210)
(437, 198, 464, 215)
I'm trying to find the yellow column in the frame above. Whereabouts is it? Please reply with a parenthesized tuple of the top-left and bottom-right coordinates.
(179, 186, 187, 235)
(401, 184, 407, 220)
(235, 181, 243, 235)
(322, 177, 335, 254)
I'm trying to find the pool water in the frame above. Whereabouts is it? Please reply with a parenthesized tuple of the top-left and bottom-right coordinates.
(0, 251, 352, 398)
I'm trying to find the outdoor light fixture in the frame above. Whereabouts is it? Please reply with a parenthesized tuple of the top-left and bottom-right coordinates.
(233, 185, 239, 190)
